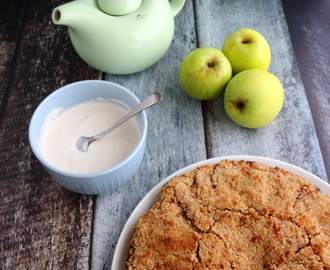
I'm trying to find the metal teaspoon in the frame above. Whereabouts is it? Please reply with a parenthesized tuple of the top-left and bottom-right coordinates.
(76, 92, 162, 152)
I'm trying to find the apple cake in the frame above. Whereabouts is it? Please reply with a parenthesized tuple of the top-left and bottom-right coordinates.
(126, 160, 330, 269)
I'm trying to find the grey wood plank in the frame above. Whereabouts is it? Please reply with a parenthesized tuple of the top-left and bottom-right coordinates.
(90, 0, 208, 268)
(282, 0, 330, 181)
(195, 0, 328, 182)
(0, 0, 101, 268)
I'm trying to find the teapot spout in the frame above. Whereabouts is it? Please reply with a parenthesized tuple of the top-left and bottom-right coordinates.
(52, 1, 92, 29)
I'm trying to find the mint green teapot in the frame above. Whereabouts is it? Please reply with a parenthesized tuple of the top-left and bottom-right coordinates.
(52, 0, 186, 74)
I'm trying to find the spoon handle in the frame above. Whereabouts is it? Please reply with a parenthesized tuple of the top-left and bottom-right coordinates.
(93, 92, 162, 140)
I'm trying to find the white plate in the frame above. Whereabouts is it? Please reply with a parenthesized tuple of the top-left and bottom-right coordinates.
(111, 155, 330, 270)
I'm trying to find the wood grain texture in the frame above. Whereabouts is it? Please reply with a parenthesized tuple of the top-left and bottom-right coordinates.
(194, 0, 328, 182)
(0, 0, 28, 113)
(0, 0, 100, 269)
(282, 0, 330, 181)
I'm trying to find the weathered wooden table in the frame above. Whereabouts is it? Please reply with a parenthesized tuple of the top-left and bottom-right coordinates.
(1, 0, 329, 269)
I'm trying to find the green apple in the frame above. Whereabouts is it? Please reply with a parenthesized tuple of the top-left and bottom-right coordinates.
(179, 47, 232, 100)
(222, 28, 271, 75)
(224, 69, 284, 128)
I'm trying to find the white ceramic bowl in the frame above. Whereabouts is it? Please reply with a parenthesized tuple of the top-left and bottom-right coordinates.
(28, 80, 147, 194)
(112, 155, 330, 270)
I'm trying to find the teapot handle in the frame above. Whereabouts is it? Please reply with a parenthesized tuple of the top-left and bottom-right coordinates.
(170, 0, 186, 17)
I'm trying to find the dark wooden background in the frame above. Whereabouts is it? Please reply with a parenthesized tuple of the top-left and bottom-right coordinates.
(1, 0, 329, 269)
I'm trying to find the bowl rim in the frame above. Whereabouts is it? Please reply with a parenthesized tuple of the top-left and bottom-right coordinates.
(28, 80, 148, 178)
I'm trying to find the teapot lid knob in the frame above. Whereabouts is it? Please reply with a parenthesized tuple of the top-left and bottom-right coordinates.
(98, 0, 142, 15)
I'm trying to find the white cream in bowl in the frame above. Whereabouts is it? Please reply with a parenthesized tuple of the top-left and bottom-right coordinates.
(40, 98, 140, 174)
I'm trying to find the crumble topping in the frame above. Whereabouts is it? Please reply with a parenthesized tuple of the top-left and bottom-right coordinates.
(126, 160, 330, 270)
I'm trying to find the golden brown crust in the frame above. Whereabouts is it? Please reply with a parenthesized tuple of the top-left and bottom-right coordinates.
(126, 160, 330, 269)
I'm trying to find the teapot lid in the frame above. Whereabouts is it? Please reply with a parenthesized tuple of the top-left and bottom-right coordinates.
(98, 0, 142, 15)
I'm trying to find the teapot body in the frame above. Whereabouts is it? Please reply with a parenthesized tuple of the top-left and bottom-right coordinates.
(53, 0, 182, 74)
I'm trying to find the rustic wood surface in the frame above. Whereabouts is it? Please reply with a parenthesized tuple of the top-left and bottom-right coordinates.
(282, 0, 330, 180)
(0, 0, 329, 269)
(0, 0, 100, 269)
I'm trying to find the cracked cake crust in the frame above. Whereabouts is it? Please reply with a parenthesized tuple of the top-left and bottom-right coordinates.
(126, 160, 330, 269)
